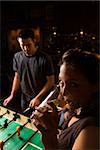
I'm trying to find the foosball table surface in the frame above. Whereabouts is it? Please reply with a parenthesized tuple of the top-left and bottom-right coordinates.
(0, 106, 44, 150)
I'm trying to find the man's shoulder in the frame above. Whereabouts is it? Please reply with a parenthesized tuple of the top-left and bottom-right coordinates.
(14, 51, 25, 62)
(14, 51, 23, 57)
(38, 50, 47, 55)
(38, 50, 51, 59)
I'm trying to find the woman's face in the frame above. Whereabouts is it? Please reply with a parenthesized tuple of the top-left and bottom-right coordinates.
(59, 63, 96, 110)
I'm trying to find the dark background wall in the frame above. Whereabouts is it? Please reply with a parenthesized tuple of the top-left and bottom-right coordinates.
(1, 1, 99, 32)
(0, 1, 99, 99)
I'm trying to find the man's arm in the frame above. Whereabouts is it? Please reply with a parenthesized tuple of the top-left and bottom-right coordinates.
(3, 72, 20, 106)
(29, 75, 55, 108)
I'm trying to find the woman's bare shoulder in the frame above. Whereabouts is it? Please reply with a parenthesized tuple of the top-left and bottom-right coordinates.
(72, 126, 99, 150)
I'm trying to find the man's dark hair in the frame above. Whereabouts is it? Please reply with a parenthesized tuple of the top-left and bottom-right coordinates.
(18, 28, 35, 39)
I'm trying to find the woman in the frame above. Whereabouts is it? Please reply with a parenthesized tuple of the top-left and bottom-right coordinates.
(33, 49, 99, 149)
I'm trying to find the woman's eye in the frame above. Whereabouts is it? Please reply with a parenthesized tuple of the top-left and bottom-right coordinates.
(58, 80, 79, 89)
(69, 82, 79, 88)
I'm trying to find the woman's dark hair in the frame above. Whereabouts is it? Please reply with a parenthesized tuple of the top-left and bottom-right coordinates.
(18, 28, 35, 40)
(61, 49, 99, 84)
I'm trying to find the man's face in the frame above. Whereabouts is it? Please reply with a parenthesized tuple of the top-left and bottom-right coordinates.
(18, 37, 37, 56)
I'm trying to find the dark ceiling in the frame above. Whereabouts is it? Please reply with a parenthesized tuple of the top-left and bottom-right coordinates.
(1, 1, 99, 34)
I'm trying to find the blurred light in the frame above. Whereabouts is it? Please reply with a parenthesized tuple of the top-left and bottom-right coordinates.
(57, 50, 61, 54)
(53, 31, 57, 35)
(52, 26, 57, 30)
(92, 36, 95, 40)
(80, 31, 83, 35)
(74, 37, 77, 40)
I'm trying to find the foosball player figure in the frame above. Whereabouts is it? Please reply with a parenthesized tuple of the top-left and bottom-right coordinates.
(0, 140, 4, 150)
(16, 126, 21, 136)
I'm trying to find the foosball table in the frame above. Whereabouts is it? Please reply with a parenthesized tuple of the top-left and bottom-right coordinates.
(0, 106, 44, 150)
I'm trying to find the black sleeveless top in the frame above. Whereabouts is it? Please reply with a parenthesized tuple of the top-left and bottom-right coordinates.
(58, 117, 97, 149)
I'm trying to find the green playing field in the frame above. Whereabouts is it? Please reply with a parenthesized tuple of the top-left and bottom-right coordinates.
(0, 117, 44, 150)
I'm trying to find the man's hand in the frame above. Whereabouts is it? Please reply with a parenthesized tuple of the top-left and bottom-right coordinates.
(3, 95, 13, 106)
(29, 97, 41, 108)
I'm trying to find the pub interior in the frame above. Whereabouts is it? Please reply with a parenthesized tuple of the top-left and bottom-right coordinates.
(0, 1, 99, 150)
(1, 1, 99, 100)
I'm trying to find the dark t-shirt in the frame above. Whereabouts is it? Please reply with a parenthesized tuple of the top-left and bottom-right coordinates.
(13, 50, 54, 102)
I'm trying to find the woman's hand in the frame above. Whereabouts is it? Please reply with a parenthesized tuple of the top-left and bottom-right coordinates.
(33, 102, 59, 149)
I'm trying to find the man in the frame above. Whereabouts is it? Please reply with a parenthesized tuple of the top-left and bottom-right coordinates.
(3, 28, 55, 112)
